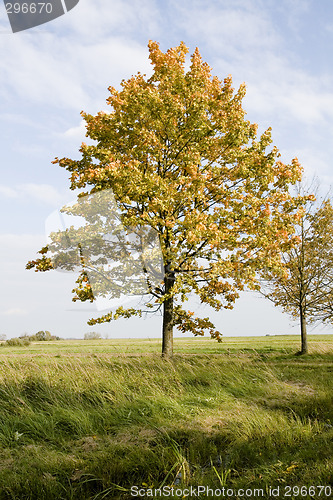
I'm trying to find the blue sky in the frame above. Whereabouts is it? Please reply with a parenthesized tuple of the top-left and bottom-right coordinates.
(1, 0, 333, 339)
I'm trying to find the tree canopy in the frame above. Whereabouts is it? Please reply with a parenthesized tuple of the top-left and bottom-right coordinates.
(27, 41, 305, 356)
(261, 186, 333, 354)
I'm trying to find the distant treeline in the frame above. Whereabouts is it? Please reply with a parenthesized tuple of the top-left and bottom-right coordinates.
(1, 331, 61, 347)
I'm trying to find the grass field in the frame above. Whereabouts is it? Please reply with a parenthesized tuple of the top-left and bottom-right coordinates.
(0, 335, 332, 499)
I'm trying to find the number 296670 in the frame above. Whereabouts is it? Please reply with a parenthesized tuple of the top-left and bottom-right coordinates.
(5, 3, 53, 14)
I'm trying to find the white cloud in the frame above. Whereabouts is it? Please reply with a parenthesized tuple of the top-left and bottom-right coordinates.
(0, 113, 40, 127)
(64, 119, 86, 139)
(0, 233, 46, 286)
(18, 183, 66, 206)
(173, 0, 280, 55)
(58, 0, 161, 42)
(0, 185, 18, 198)
(285, 147, 333, 194)
(0, 233, 45, 253)
(0, 34, 88, 109)
(168, 0, 333, 133)
(0, 183, 68, 206)
(245, 70, 333, 126)
(0, 308, 28, 316)
(326, 22, 333, 34)
(0, 1, 155, 112)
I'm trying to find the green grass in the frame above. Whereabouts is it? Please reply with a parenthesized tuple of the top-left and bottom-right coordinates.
(0, 335, 332, 498)
(1, 334, 332, 355)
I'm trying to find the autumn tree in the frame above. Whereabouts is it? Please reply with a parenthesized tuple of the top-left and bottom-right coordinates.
(27, 41, 305, 357)
(261, 187, 333, 354)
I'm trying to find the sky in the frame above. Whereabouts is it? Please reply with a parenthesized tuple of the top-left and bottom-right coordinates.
(1, 0, 333, 340)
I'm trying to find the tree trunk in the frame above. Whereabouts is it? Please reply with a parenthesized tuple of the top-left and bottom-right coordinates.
(162, 268, 175, 358)
(299, 230, 308, 355)
(299, 304, 308, 354)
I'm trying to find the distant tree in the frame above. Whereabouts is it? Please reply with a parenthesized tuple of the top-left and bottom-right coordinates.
(20, 331, 60, 342)
(27, 41, 305, 357)
(84, 332, 102, 340)
(261, 187, 333, 354)
(34, 330, 52, 341)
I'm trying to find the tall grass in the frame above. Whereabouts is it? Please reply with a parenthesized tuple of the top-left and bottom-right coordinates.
(0, 337, 331, 498)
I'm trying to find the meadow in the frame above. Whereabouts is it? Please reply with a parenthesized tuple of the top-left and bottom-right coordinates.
(0, 335, 332, 499)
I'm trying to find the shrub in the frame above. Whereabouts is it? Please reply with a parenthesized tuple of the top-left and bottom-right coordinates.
(4, 337, 31, 347)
